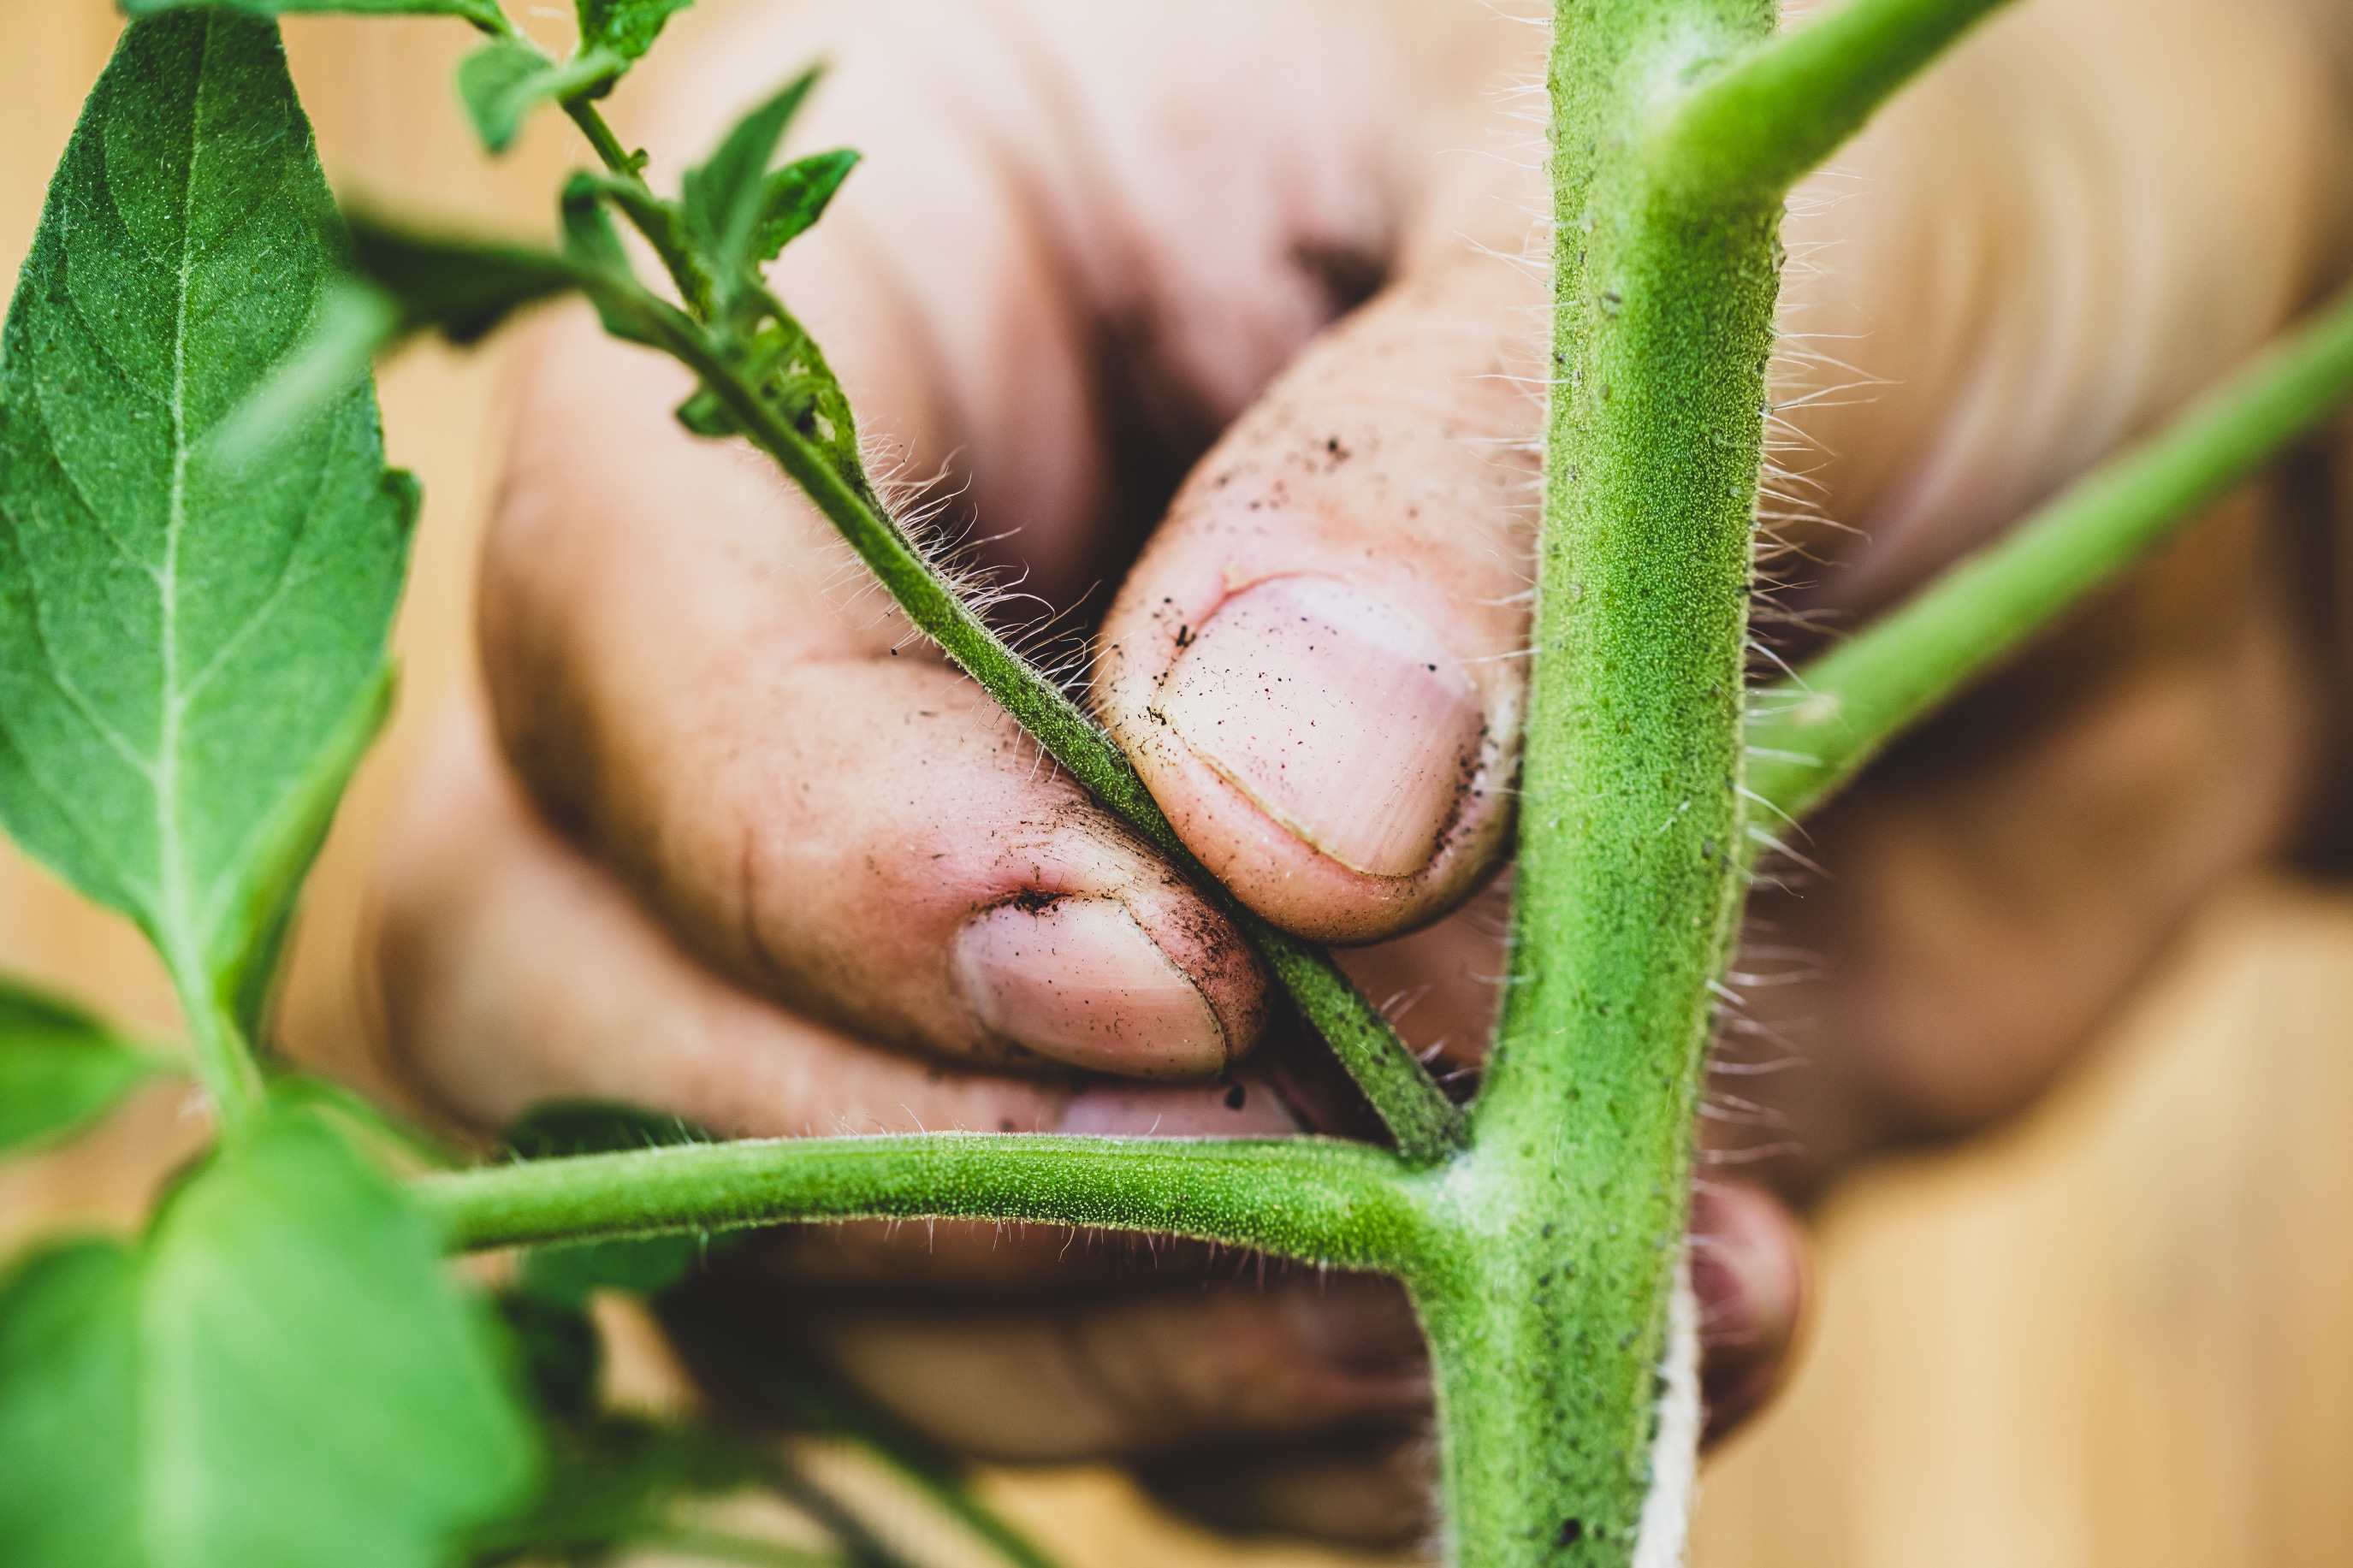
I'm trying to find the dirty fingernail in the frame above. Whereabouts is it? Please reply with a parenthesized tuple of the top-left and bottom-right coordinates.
(954, 898, 1226, 1079)
(1158, 576, 1482, 878)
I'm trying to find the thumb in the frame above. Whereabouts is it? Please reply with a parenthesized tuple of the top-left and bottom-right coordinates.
(1094, 244, 1544, 943)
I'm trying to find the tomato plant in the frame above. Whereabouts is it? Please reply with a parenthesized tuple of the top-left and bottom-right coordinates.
(2, 1, 2350, 1564)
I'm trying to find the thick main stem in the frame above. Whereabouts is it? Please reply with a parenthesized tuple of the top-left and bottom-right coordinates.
(1420, 1, 1781, 1560)
(1410, 0, 2023, 1555)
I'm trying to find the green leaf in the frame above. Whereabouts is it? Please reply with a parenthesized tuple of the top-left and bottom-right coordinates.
(122, 0, 513, 32)
(681, 65, 822, 293)
(505, 1100, 723, 1306)
(0, 1100, 539, 1567)
(209, 281, 403, 471)
(347, 210, 594, 342)
(456, 36, 623, 154)
(559, 175, 634, 277)
(0, 979, 172, 1153)
(754, 149, 858, 262)
(0, 16, 416, 1059)
(575, 0, 692, 62)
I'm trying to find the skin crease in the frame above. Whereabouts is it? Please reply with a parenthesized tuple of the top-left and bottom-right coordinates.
(360, 0, 2352, 1544)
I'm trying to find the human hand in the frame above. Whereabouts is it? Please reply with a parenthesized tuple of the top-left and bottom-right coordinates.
(372, 0, 2342, 1541)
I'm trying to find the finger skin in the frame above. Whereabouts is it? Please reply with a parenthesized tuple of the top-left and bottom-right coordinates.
(1117, 1182, 1807, 1543)
(376, 711, 1297, 1139)
(1769, 0, 2338, 616)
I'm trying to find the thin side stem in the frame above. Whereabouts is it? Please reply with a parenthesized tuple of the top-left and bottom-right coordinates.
(415, 1132, 1429, 1269)
(620, 294, 1465, 1163)
(1747, 282, 2353, 823)
(1241, 916, 1469, 1162)
(1647, 0, 2014, 204)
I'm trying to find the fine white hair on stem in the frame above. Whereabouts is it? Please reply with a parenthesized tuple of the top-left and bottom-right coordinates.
(1633, 1256, 1701, 1568)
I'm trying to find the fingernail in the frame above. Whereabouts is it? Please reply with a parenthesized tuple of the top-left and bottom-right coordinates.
(1158, 577, 1482, 878)
(954, 898, 1226, 1079)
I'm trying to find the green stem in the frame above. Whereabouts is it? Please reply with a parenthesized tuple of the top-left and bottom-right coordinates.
(622, 297, 1464, 1163)
(415, 1132, 1427, 1268)
(541, 98, 1455, 1153)
(1746, 281, 2353, 823)
(898, 1469, 1063, 1568)
(1649, 0, 2016, 204)
(1242, 917, 1468, 1162)
(1420, 0, 2012, 1558)
(1440, 1, 1777, 1556)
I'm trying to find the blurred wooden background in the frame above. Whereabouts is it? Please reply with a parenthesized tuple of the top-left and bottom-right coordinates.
(5, 4, 2353, 1565)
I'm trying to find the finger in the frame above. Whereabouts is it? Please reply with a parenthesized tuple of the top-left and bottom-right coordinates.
(1101, 1185, 1805, 1546)
(1093, 246, 1546, 943)
(486, 317, 1265, 1081)
(375, 709, 1301, 1139)
(630, 0, 1424, 608)
(479, 0, 1480, 1073)
(1769, 0, 2338, 616)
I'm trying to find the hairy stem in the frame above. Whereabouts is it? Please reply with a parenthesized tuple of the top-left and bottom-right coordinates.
(1415, 0, 2014, 1559)
(416, 1132, 1427, 1268)
(1747, 281, 2353, 822)
(1438, 1, 1779, 1557)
